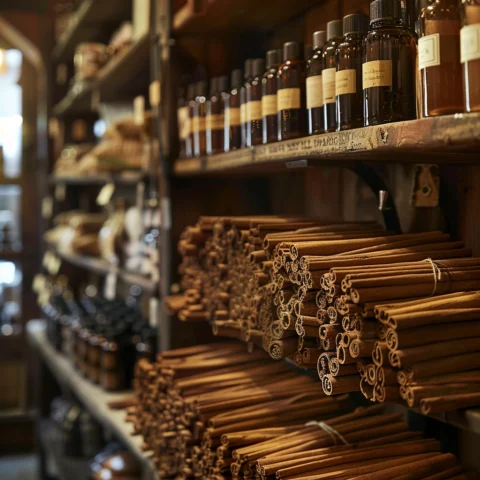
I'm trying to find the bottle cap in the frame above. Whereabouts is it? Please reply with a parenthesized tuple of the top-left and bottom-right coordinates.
(313, 30, 327, 50)
(195, 81, 207, 98)
(244, 59, 253, 79)
(217, 75, 229, 93)
(266, 49, 281, 69)
(343, 13, 369, 35)
(252, 58, 266, 77)
(231, 69, 243, 88)
(209, 77, 218, 97)
(327, 19, 343, 40)
(370, 0, 403, 23)
(283, 41, 304, 62)
(304, 44, 313, 61)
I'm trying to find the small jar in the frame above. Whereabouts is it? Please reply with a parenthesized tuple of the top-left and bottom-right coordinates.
(418, 0, 463, 116)
(461, 0, 480, 112)
(207, 77, 227, 155)
(240, 59, 253, 148)
(87, 331, 105, 384)
(262, 49, 282, 144)
(224, 69, 243, 151)
(193, 81, 208, 157)
(278, 41, 307, 140)
(363, 0, 417, 125)
(307, 30, 327, 135)
(246, 58, 266, 146)
(336, 14, 369, 130)
(322, 20, 343, 132)
(177, 84, 193, 158)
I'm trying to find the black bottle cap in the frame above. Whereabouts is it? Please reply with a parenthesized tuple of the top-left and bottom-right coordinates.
(343, 13, 369, 35)
(266, 49, 281, 69)
(283, 41, 304, 62)
(244, 59, 253, 79)
(313, 30, 327, 50)
(195, 81, 207, 98)
(370, 0, 403, 23)
(252, 58, 266, 77)
(304, 44, 313, 61)
(231, 69, 243, 88)
(327, 19, 343, 40)
(217, 75, 229, 93)
(209, 77, 218, 97)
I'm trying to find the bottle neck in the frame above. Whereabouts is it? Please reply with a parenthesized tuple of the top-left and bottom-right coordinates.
(370, 18, 404, 29)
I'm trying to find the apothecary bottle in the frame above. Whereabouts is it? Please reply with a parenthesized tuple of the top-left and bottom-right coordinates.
(363, 0, 417, 125)
(193, 81, 207, 157)
(278, 41, 307, 140)
(224, 69, 243, 151)
(207, 76, 228, 155)
(187, 83, 196, 158)
(241, 59, 253, 147)
(336, 14, 369, 130)
(246, 59, 265, 146)
(177, 84, 192, 158)
(461, 0, 480, 112)
(323, 20, 343, 132)
(307, 30, 327, 135)
(262, 49, 281, 144)
(418, 0, 463, 116)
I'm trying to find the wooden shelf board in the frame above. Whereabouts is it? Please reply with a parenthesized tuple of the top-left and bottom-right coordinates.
(174, 113, 480, 176)
(49, 171, 143, 186)
(27, 321, 153, 472)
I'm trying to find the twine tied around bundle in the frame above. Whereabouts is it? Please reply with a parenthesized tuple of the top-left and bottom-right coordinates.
(305, 421, 350, 445)
(424, 258, 451, 296)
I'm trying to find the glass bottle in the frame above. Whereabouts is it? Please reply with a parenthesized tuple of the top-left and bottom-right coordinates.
(363, 0, 417, 125)
(177, 84, 191, 158)
(240, 59, 253, 148)
(322, 20, 343, 132)
(307, 30, 327, 135)
(304, 44, 313, 63)
(207, 75, 228, 155)
(262, 49, 282, 144)
(461, 0, 480, 112)
(193, 81, 207, 157)
(187, 83, 196, 158)
(418, 0, 463, 116)
(278, 41, 307, 140)
(336, 14, 369, 130)
(224, 69, 243, 151)
(246, 58, 266, 146)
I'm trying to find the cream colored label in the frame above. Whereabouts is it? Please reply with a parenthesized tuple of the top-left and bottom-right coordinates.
(262, 94, 278, 116)
(225, 107, 241, 127)
(461, 24, 480, 63)
(306, 75, 323, 109)
(240, 103, 246, 124)
(278, 88, 301, 110)
(177, 106, 190, 140)
(418, 34, 441, 69)
(362, 60, 392, 89)
(247, 100, 262, 121)
(335, 69, 356, 96)
(206, 113, 224, 131)
(192, 116, 206, 133)
(322, 68, 336, 104)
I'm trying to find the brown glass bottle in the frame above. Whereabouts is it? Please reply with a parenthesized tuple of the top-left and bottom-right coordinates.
(278, 41, 307, 140)
(336, 14, 369, 130)
(206, 76, 228, 155)
(262, 49, 282, 144)
(461, 0, 480, 112)
(363, 0, 417, 125)
(240, 59, 253, 148)
(323, 20, 343, 132)
(246, 58, 265, 146)
(193, 81, 207, 156)
(224, 69, 243, 151)
(307, 30, 327, 135)
(418, 0, 463, 116)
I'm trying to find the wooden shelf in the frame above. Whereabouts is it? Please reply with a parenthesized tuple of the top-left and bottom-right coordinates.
(27, 321, 155, 476)
(174, 113, 480, 176)
(49, 171, 143, 186)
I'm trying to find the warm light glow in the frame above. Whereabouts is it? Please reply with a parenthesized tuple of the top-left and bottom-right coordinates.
(0, 49, 7, 75)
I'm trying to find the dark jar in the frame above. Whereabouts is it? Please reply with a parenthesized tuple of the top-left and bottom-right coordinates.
(177, 84, 193, 158)
(336, 14, 369, 130)
(307, 30, 327, 135)
(246, 58, 265, 146)
(193, 81, 207, 157)
(461, 0, 480, 112)
(224, 69, 243, 151)
(206, 76, 229, 155)
(363, 0, 417, 125)
(240, 59, 253, 148)
(262, 49, 282, 144)
(418, 0, 463, 116)
(100, 332, 125, 391)
(278, 41, 307, 140)
(323, 20, 343, 132)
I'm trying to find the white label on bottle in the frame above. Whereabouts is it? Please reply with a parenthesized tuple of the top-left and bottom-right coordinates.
(418, 34, 441, 69)
(262, 94, 278, 116)
(192, 116, 206, 132)
(461, 24, 480, 63)
(247, 100, 262, 121)
(225, 107, 241, 126)
(306, 75, 323, 109)
(363, 60, 393, 89)
(240, 103, 246, 125)
(206, 113, 225, 131)
(322, 68, 336, 104)
(134, 96, 145, 125)
(104, 272, 117, 300)
(278, 88, 301, 110)
(177, 106, 190, 140)
(149, 297, 159, 327)
(335, 69, 356, 96)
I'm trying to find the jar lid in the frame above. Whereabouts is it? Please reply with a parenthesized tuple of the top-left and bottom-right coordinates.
(343, 13, 369, 35)
(244, 59, 253, 79)
(370, 0, 403, 23)
(217, 75, 229, 93)
(266, 49, 282, 69)
(312, 30, 327, 50)
(283, 41, 304, 62)
(252, 58, 266, 77)
(231, 69, 243, 88)
(327, 20, 343, 41)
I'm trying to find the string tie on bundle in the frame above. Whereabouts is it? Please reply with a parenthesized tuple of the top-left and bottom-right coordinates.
(305, 421, 350, 445)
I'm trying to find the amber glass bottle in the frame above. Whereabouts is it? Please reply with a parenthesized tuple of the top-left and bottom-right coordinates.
(322, 20, 343, 132)
(224, 69, 243, 151)
(262, 49, 281, 144)
(418, 0, 462, 116)
(461, 0, 480, 112)
(240, 59, 253, 148)
(307, 30, 327, 135)
(206, 76, 228, 155)
(193, 81, 207, 156)
(246, 59, 266, 146)
(363, 0, 417, 125)
(278, 41, 307, 140)
(336, 14, 369, 130)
